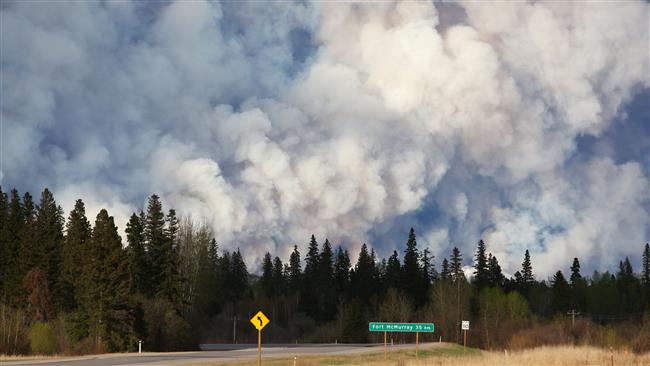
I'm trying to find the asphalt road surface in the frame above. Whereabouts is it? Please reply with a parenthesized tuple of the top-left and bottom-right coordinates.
(1, 343, 440, 366)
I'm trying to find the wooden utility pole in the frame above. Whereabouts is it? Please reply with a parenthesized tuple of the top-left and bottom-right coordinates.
(567, 309, 580, 328)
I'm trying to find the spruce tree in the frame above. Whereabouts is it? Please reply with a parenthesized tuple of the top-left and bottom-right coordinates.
(18, 192, 37, 304)
(80, 209, 134, 351)
(3, 189, 23, 306)
(401, 228, 422, 303)
(193, 240, 218, 316)
(261, 253, 274, 298)
(301, 235, 320, 316)
(641, 243, 650, 307)
(288, 245, 301, 295)
(317, 239, 336, 321)
(521, 250, 534, 285)
(161, 209, 181, 308)
(440, 258, 450, 281)
(0, 187, 8, 301)
(229, 249, 249, 302)
(473, 240, 489, 289)
(34, 188, 64, 309)
(385, 251, 401, 290)
(144, 194, 166, 296)
(351, 244, 376, 305)
(450, 247, 464, 283)
(421, 247, 436, 285)
(125, 212, 147, 295)
(570, 258, 582, 285)
(487, 254, 504, 287)
(551, 270, 570, 314)
(60, 199, 91, 311)
(272, 257, 285, 297)
(334, 247, 351, 299)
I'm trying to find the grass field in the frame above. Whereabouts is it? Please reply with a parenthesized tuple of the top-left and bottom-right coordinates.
(205, 344, 650, 366)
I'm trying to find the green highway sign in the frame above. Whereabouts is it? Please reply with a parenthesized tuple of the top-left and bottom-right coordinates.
(369, 322, 434, 333)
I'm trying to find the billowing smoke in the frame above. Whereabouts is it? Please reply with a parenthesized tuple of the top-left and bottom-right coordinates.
(2, 1, 648, 276)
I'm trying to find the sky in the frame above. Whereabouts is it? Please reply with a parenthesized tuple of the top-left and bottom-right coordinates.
(1, 0, 649, 278)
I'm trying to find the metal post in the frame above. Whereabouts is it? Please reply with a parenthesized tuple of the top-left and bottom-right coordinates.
(258, 329, 262, 366)
(384, 331, 387, 359)
(138, 340, 142, 354)
(415, 332, 419, 359)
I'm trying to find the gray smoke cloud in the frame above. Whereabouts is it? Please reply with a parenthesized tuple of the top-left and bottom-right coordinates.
(2, 1, 648, 276)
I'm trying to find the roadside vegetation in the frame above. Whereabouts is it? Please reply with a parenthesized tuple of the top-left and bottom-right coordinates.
(1, 187, 649, 355)
(205, 344, 650, 366)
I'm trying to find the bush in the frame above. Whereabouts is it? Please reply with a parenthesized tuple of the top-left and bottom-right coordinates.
(28, 322, 57, 355)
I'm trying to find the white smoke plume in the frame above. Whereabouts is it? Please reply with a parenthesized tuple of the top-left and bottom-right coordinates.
(1, 1, 648, 276)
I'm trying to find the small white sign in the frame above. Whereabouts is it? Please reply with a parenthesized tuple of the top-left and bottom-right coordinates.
(461, 320, 470, 330)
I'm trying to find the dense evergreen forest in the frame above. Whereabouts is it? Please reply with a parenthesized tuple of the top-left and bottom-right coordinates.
(0, 187, 649, 355)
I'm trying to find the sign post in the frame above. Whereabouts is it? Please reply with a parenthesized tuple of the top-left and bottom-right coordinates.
(250, 310, 270, 366)
(461, 320, 470, 353)
(369, 322, 434, 359)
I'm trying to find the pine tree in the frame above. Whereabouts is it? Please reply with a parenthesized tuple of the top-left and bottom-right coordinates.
(288, 245, 301, 295)
(34, 188, 64, 309)
(261, 253, 274, 298)
(473, 240, 489, 289)
(126, 212, 147, 295)
(450, 247, 464, 283)
(60, 199, 91, 311)
(80, 209, 134, 351)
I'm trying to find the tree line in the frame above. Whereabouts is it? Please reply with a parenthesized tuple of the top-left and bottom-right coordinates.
(0, 187, 649, 354)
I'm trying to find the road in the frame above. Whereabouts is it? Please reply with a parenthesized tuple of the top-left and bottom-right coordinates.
(0, 343, 440, 366)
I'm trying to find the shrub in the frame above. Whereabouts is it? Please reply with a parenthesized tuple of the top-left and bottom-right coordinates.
(28, 322, 57, 355)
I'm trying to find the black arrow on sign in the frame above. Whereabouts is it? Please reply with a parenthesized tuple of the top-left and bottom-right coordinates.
(257, 316, 263, 327)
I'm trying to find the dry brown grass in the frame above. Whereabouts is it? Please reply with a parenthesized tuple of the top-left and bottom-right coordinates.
(200, 344, 650, 366)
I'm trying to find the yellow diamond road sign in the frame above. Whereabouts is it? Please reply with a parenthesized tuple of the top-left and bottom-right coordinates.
(250, 310, 270, 331)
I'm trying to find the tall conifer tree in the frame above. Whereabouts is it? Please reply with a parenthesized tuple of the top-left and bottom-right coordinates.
(473, 240, 489, 289)
(60, 199, 91, 311)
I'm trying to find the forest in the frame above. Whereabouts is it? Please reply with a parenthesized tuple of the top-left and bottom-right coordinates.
(0, 187, 649, 355)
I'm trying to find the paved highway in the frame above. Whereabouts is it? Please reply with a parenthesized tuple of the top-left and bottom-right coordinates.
(1, 343, 439, 366)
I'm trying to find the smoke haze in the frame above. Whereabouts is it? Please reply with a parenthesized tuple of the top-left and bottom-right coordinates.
(2, 1, 648, 276)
